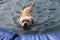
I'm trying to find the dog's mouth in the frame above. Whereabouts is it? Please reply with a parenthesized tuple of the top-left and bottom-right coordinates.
(21, 22, 31, 30)
(23, 26, 31, 30)
(22, 24, 31, 30)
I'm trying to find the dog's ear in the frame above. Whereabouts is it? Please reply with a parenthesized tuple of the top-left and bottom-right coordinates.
(30, 18, 34, 24)
(32, 19, 34, 24)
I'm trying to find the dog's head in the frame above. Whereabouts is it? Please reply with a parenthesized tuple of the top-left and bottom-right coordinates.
(18, 17, 34, 30)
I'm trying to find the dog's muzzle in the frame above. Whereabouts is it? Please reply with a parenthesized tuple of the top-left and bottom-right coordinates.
(22, 22, 31, 30)
(24, 22, 28, 27)
(22, 22, 29, 27)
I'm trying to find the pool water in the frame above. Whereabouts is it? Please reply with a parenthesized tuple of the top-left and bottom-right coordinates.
(0, 0, 60, 34)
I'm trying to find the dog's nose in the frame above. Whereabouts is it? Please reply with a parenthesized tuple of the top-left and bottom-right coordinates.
(22, 23, 31, 30)
(24, 23, 28, 26)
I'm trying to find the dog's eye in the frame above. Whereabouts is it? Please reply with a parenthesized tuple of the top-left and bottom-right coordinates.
(22, 20, 25, 22)
(22, 20, 29, 22)
(26, 20, 29, 22)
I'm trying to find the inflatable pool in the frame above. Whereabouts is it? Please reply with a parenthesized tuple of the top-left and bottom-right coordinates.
(0, 28, 60, 40)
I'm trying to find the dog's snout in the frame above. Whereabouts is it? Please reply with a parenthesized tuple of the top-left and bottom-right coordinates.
(22, 23, 31, 30)
(24, 23, 28, 26)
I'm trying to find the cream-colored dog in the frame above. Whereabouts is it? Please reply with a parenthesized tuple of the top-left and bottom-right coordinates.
(17, 2, 35, 30)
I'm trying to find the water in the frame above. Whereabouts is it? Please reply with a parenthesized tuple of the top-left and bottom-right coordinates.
(0, 0, 60, 35)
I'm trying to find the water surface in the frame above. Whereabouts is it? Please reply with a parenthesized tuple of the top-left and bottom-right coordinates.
(0, 0, 60, 34)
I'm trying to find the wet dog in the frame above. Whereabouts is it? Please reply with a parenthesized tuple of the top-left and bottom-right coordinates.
(17, 2, 35, 30)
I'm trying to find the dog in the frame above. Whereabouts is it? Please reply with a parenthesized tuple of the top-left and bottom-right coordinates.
(17, 2, 35, 30)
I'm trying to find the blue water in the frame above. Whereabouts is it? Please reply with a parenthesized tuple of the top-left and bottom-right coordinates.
(0, 0, 60, 35)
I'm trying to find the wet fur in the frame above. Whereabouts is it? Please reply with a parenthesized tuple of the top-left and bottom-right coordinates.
(17, 2, 35, 30)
